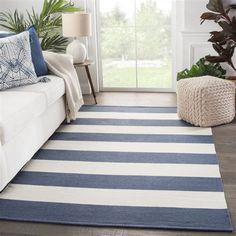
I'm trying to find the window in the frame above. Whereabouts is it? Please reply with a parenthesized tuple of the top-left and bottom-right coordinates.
(97, 0, 173, 91)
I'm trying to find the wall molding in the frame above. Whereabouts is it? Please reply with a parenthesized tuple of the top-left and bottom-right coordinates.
(189, 43, 213, 65)
(181, 30, 212, 68)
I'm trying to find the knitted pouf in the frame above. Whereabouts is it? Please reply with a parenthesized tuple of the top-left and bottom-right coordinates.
(177, 76, 236, 127)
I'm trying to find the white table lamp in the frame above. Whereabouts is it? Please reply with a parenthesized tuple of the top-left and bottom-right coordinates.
(62, 12, 92, 63)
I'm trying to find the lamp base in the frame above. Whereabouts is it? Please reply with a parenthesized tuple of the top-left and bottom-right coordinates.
(66, 39, 87, 63)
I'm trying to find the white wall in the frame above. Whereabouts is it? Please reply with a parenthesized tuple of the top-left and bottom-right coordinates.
(0, 0, 84, 12)
(184, 0, 217, 32)
(0, 0, 42, 12)
(176, 0, 216, 73)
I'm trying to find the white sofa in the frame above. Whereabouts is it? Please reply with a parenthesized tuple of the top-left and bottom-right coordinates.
(0, 75, 66, 191)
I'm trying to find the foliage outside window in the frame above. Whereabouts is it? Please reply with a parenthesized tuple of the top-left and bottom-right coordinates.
(101, 1, 171, 62)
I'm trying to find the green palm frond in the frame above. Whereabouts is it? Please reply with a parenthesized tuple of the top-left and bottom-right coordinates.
(38, 15, 62, 34)
(41, 32, 68, 51)
(41, 0, 80, 17)
(0, 11, 27, 33)
(0, 0, 82, 52)
(26, 8, 41, 29)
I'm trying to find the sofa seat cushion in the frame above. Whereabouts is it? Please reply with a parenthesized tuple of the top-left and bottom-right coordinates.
(9, 76, 65, 107)
(0, 76, 65, 144)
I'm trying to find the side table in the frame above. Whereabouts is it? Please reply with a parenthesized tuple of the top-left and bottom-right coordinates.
(74, 60, 97, 104)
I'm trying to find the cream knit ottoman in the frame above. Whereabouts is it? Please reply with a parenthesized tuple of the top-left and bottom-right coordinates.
(177, 76, 235, 127)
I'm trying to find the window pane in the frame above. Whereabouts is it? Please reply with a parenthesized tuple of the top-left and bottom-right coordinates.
(99, 0, 173, 89)
(101, 27, 136, 88)
(136, 0, 172, 88)
(136, 26, 172, 88)
(100, 0, 135, 27)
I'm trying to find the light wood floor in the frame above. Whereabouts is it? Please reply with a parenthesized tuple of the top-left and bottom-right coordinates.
(0, 92, 235, 236)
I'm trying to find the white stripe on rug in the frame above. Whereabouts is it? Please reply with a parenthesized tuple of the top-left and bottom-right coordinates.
(0, 184, 227, 209)
(23, 160, 221, 178)
(42, 141, 216, 154)
(77, 112, 180, 120)
(57, 125, 212, 136)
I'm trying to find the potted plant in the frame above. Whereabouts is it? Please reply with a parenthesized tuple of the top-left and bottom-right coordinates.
(200, 0, 236, 73)
(177, 57, 226, 81)
(0, 0, 81, 52)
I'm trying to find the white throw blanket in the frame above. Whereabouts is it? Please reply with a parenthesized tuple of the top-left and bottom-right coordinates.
(43, 51, 84, 122)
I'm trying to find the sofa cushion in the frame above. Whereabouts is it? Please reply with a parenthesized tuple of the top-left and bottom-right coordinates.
(0, 76, 65, 144)
(0, 31, 38, 91)
(10, 76, 65, 107)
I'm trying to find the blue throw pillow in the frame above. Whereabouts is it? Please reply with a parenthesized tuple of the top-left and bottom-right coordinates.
(27, 26, 48, 76)
(0, 26, 48, 77)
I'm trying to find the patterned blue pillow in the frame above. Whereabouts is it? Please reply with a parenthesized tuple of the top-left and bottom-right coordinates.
(0, 26, 49, 77)
(0, 31, 38, 90)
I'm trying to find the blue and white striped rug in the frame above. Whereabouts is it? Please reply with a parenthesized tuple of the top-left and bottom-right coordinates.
(0, 106, 233, 231)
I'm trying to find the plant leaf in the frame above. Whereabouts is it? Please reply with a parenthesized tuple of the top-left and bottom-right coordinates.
(177, 57, 226, 81)
(200, 12, 222, 24)
(206, 0, 225, 14)
(41, 32, 68, 52)
(0, 10, 27, 33)
(209, 31, 227, 44)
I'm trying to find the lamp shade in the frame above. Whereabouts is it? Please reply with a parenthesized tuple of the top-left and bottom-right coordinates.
(62, 12, 92, 37)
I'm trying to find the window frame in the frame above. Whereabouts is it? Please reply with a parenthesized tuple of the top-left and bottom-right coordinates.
(94, 0, 177, 92)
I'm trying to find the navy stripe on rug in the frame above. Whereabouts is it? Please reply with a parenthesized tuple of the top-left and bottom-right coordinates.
(50, 133, 214, 144)
(80, 106, 177, 113)
(0, 199, 232, 231)
(68, 118, 191, 127)
(33, 150, 218, 164)
(12, 172, 223, 192)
